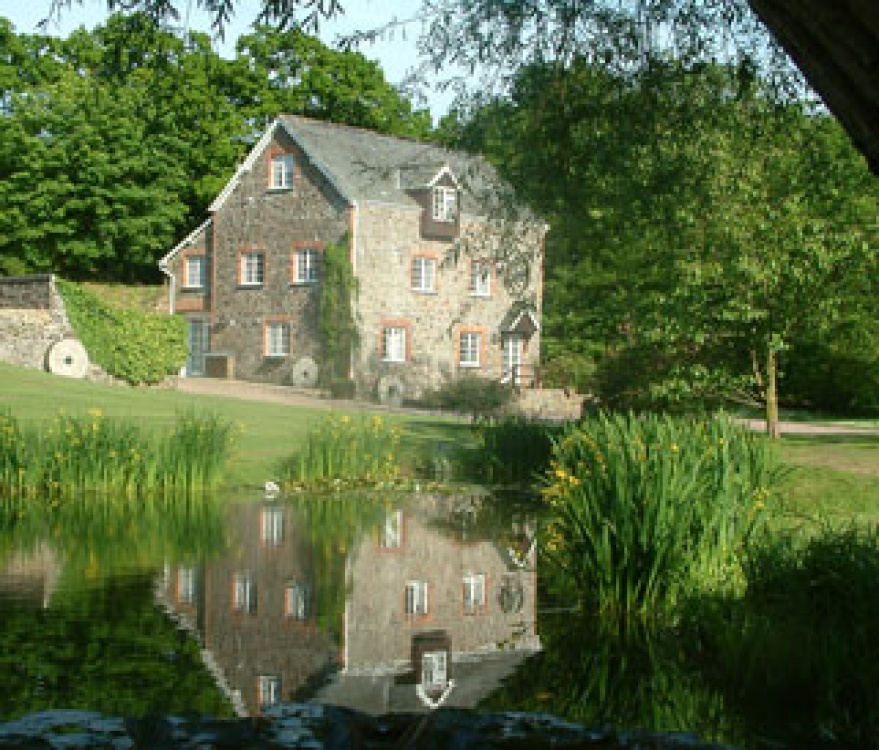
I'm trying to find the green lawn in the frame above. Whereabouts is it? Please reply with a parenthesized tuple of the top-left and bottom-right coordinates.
(0, 362, 470, 489)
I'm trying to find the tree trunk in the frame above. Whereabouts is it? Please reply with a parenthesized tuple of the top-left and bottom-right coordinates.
(765, 347, 780, 439)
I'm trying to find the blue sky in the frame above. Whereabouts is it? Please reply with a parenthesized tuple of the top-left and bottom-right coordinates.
(1, 0, 455, 120)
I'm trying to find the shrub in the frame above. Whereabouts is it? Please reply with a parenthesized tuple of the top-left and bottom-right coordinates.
(329, 379, 356, 399)
(56, 279, 187, 384)
(541, 412, 783, 619)
(472, 416, 567, 485)
(420, 376, 514, 422)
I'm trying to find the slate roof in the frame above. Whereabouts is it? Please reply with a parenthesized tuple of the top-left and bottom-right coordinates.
(210, 115, 501, 216)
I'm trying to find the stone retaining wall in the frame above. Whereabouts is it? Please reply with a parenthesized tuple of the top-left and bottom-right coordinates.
(512, 387, 584, 421)
(0, 275, 72, 371)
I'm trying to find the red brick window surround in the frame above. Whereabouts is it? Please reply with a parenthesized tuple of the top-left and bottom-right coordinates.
(379, 320, 411, 363)
(237, 247, 265, 287)
(410, 253, 438, 293)
(457, 325, 486, 369)
(290, 242, 322, 284)
(182, 251, 206, 290)
(469, 259, 492, 297)
(263, 317, 291, 358)
(404, 579, 429, 617)
(267, 148, 297, 190)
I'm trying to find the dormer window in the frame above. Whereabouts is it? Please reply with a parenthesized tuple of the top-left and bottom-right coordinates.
(270, 153, 296, 190)
(432, 186, 458, 222)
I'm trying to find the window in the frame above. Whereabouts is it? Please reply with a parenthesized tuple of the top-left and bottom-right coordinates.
(463, 572, 486, 614)
(232, 572, 257, 613)
(285, 581, 310, 620)
(380, 509, 403, 549)
(239, 251, 265, 286)
(258, 675, 282, 707)
(459, 331, 482, 368)
(184, 255, 206, 289)
(176, 567, 196, 605)
(405, 580, 429, 616)
(469, 260, 491, 297)
(260, 507, 284, 546)
(381, 326, 407, 363)
(411, 256, 436, 292)
(264, 320, 290, 357)
(421, 651, 448, 690)
(432, 186, 458, 222)
(270, 153, 296, 189)
(292, 247, 319, 284)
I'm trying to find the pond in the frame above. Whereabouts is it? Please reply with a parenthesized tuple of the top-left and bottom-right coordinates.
(0, 492, 839, 748)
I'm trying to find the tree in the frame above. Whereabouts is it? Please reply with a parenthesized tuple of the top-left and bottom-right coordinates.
(452, 59, 879, 433)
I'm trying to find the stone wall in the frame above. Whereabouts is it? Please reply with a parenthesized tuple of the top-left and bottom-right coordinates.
(206, 128, 350, 387)
(512, 387, 585, 421)
(0, 275, 72, 371)
(353, 203, 543, 401)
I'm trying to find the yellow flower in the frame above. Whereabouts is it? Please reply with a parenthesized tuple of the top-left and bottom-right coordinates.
(87, 408, 103, 419)
(670, 443, 679, 453)
(340, 415, 350, 424)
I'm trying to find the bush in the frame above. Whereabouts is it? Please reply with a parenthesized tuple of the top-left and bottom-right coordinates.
(420, 376, 514, 422)
(471, 416, 566, 485)
(56, 279, 187, 385)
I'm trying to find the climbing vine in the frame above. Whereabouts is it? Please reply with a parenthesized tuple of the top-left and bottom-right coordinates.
(56, 279, 187, 385)
(318, 238, 359, 387)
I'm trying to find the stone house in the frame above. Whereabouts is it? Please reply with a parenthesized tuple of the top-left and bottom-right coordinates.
(160, 115, 545, 401)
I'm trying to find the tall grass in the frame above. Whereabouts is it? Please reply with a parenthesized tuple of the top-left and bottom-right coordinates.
(541, 412, 784, 619)
(0, 408, 234, 502)
(279, 414, 402, 490)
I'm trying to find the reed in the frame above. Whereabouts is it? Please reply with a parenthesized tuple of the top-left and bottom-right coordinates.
(279, 414, 402, 490)
(0, 408, 234, 502)
(541, 412, 784, 618)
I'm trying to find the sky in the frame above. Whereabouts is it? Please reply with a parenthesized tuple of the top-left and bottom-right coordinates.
(0, 0, 456, 121)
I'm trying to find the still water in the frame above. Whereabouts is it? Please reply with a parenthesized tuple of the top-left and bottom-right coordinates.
(0, 492, 824, 748)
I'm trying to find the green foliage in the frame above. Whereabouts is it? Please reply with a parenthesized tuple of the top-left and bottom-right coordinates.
(471, 416, 566, 486)
(318, 238, 358, 384)
(0, 14, 430, 282)
(0, 408, 234, 502)
(541, 413, 784, 618)
(685, 525, 879, 746)
(56, 279, 187, 384)
(419, 377, 515, 422)
(539, 351, 596, 394)
(279, 414, 403, 490)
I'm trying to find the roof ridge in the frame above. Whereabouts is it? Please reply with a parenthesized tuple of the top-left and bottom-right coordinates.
(279, 113, 451, 152)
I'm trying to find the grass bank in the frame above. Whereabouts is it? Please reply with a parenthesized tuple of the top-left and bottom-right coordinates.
(0, 362, 470, 490)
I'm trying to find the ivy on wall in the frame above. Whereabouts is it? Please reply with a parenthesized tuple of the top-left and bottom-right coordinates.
(56, 280, 187, 385)
(318, 238, 358, 385)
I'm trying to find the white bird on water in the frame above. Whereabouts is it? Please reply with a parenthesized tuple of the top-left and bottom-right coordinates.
(264, 481, 280, 498)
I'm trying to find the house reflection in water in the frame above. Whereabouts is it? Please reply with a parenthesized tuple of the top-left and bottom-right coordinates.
(155, 495, 539, 716)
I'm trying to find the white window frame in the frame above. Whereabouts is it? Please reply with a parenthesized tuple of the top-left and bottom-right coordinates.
(411, 256, 436, 293)
(463, 572, 486, 614)
(405, 580, 429, 616)
(470, 260, 491, 297)
(380, 509, 403, 549)
(432, 186, 458, 222)
(240, 251, 265, 286)
(260, 507, 284, 546)
(421, 650, 448, 690)
(232, 572, 257, 614)
(264, 321, 290, 358)
(382, 326, 407, 363)
(258, 675, 282, 707)
(294, 247, 319, 284)
(177, 567, 196, 605)
(270, 153, 296, 190)
(285, 581, 310, 620)
(459, 331, 482, 368)
(183, 255, 206, 290)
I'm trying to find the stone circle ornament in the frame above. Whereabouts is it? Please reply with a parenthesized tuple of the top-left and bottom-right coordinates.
(45, 338, 90, 379)
(290, 356, 319, 387)
(377, 375, 405, 407)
